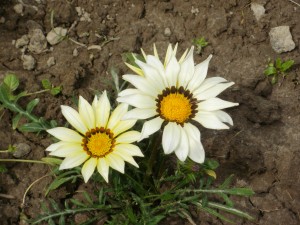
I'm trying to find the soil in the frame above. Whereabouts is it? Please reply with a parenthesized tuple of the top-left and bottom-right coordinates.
(0, 0, 299, 224)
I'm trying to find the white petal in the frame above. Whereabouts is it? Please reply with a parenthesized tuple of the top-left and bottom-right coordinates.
(61, 106, 88, 134)
(96, 91, 111, 128)
(47, 127, 82, 143)
(122, 75, 159, 97)
(165, 55, 180, 87)
(114, 144, 144, 157)
(174, 126, 189, 161)
(145, 55, 168, 86)
(107, 103, 128, 130)
(46, 141, 65, 152)
(50, 143, 83, 157)
(178, 46, 195, 88)
(136, 59, 166, 90)
(162, 122, 181, 154)
(194, 77, 228, 96)
(113, 151, 139, 167)
(59, 152, 89, 170)
(118, 88, 142, 97)
(198, 98, 239, 111)
(187, 55, 212, 92)
(106, 154, 125, 173)
(117, 94, 156, 109)
(140, 117, 164, 140)
(97, 158, 109, 182)
(184, 123, 205, 163)
(194, 111, 229, 129)
(115, 131, 141, 144)
(164, 44, 173, 66)
(122, 108, 157, 120)
(78, 96, 95, 129)
(81, 157, 97, 183)
(112, 120, 137, 136)
(195, 82, 234, 101)
(213, 110, 234, 126)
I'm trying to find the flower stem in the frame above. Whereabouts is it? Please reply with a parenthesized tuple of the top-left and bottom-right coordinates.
(144, 132, 162, 185)
(0, 159, 50, 164)
(0, 150, 9, 153)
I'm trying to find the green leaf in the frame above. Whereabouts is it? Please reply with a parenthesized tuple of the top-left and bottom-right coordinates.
(70, 198, 87, 207)
(271, 75, 278, 84)
(12, 114, 22, 129)
(208, 201, 254, 220)
(0, 83, 10, 104)
(41, 157, 62, 166)
(275, 58, 282, 69)
(281, 60, 294, 72)
(264, 66, 277, 76)
(220, 193, 234, 207)
(18, 122, 45, 132)
(58, 215, 65, 225)
(83, 191, 93, 205)
(196, 204, 234, 224)
(220, 174, 235, 189)
(4, 73, 19, 91)
(42, 79, 52, 89)
(14, 91, 28, 102)
(50, 87, 61, 96)
(205, 159, 219, 170)
(224, 188, 255, 196)
(0, 164, 8, 173)
(122, 52, 145, 67)
(45, 176, 75, 196)
(26, 98, 39, 113)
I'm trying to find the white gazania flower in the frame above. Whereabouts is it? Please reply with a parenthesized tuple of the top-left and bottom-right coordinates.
(46, 91, 143, 183)
(117, 44, 238, 163)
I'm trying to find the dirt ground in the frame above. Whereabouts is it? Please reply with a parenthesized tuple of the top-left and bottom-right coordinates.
(0, 0, 299, 224)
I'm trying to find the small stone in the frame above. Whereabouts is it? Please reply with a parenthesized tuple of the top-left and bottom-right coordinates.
(22, 55, 36, 70)
(28, 29, 47, 54)
(269, 26, 296, 53)
(191, 6, 199, 15)
(13, 143, 31, 158)
(73, 48, 79, 57)
(14, 4, 24, 15)
(251, 3, 265, 21)
(47, 57, 55, 67)
(207, 9, 228, 36)
(164, 27, 171, 37)
(0, 17, 5, 24)
(46, 27, 67, 45)
(15, 35, 29, 48)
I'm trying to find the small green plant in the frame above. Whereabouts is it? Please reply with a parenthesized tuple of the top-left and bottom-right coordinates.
(264, 58, 294, 84)
(41, 79, 62, 96)
(192, 37, 208, 54)
(0, 73, 57, 132)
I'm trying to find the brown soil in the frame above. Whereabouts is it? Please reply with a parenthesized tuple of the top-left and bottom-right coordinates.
(0, 0, 300, 224)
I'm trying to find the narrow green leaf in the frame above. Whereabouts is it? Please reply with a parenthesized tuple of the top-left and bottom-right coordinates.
(275, 58, 282, 69)
(219, 174, 234, 189)
(12, 114, 22, 129)
(4, 73, 19, 91)
(207, 201, 254, 220)
(224, 188, 255, 196)
(42, 79, 52, 89)
(58, 215, 65, 225)
(26, 98, 39, 113)
(0, 83, 10, 104)
(196, 204, 234, 224)
(49, 198, 60, 212)
(45, 176, 75, 196)
(18, 122, 45, 132)
(0, 164, 8, 173)
(281, 60, 294, 72)
(70, 198, 87, 207)
(83, 191, 93, 205)
(41, 157, 62, 166)
(14, 91, 28, 102)
(220, 193, 234, 207)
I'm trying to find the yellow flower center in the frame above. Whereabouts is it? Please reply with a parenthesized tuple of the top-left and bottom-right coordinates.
(82, 127, 115, 158)
(156, 86, 198, 125)
(160, 93, 192, 124)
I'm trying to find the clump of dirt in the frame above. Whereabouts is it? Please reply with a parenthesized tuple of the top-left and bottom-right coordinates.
(0, 0, 300, 224)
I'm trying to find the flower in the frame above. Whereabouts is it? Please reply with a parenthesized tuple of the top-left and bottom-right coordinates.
(46, 91, 143, 183)
(117, 44, 238, 163)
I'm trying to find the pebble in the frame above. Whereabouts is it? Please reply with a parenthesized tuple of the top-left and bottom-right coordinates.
(28, 29, 47, 54)
(73, 48, 79, 57)
(0, 17, 5, 24)
(269, 26, 296, 53)
(46, 27, 67, 45)
(15, 35, 29, 48)
(12, 143, 31, 158)
(47, 57, 55, 67)
(13, 4, 24, 15)
(251, 3, 265, 21)
(22, 54, 36, 70)
(164, 27, 171, 37)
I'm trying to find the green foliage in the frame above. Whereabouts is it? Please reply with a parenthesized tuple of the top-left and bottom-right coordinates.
(192, 37, 209, 54)
(42, 79, 62, 96)
(0, 164, 7, 173)
(0, 73, 57, 132)
(264, 58, 294, 84)
(122, 52, 145, 68)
